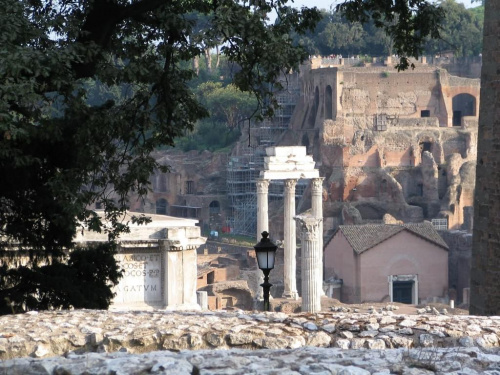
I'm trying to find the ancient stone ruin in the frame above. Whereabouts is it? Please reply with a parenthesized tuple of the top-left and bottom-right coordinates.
(75, 212, 206, 310)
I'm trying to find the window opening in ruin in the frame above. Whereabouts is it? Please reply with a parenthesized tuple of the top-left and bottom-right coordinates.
(374, 114, 387, 131)
(308, 87, 320, 128)
(209, 200, 220, 215)
(95, 201, 102, 209)
(186, 180, 194, 194)
(159, 174, 168, 192)
(207, 271, 215, 285)
(325, 85, 333, 119)
(417, 183, 423, 196)
(453, 110, 462, 126)
(156, 198, 168, 215)
(420, 141, 431, 160)
(420, 110, 430, 117)
(432, 218, 448, 230)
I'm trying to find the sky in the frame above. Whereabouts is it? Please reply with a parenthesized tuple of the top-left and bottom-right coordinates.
(291, 0, 477, 10)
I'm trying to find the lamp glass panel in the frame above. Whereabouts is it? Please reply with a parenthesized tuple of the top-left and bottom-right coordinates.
(256, 250, 275, 270)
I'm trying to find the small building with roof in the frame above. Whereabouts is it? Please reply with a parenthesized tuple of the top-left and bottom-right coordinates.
(324, 222, 449, 304)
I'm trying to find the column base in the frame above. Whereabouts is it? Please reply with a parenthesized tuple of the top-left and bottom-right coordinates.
(282, 291, 299, 300)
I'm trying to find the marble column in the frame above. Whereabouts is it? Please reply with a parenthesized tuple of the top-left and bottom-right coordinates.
(255, 179, 270, 300)
(295, 216, 322, 313)
(311, 177, 325, 297)
(283, 179, 299, 299)
(256, 179, 270, 240)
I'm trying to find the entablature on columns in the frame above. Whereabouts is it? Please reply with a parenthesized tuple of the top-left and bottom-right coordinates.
(260, 146, 319, 180)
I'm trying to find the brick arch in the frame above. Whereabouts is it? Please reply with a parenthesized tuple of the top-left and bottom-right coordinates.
(444, 86, 479, 127)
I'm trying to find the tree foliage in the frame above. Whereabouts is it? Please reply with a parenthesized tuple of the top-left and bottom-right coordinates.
(176, 80, 258, 152)
(338, 0, 444, 69)
(295, 0, 482, 68)
(198, 82, 258, 129)
(0, 243, 121, 314)
(425, 0, 483, 57)
(0, 0, 321, 311)
(0, 0, 320, 248)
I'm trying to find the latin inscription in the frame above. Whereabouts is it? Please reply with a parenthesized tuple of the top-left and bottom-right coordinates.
(113, 253, 162, 304)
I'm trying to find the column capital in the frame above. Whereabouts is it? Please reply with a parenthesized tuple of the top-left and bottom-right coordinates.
(256, 179, 270, 193)
(294, 216, 323, 241)
(284, 179, 298, 190)
(311, 177, 325, 192)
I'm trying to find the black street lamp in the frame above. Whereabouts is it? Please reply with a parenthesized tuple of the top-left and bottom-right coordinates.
(254, 231, 278, 311)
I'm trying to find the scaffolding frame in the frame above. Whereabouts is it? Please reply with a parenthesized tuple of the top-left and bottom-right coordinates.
(227, 73, 304, 237)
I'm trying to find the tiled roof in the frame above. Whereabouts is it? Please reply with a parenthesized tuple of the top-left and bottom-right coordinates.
(336, 222, 448, 254)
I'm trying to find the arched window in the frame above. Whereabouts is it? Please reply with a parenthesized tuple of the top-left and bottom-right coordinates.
(156, 199, 168, 215)
(452, 93, 476, 126)
(325, 85, 333, 119)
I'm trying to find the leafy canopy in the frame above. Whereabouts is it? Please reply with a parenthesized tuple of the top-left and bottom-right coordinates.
(0, 0, 321, 253)
(295, 0, 481, 66)
(337, 0, 445, 69)
(0, 0, 321, 312)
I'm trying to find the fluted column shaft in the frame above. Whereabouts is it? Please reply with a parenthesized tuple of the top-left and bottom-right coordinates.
(283, 179, 299, 299)
(295, 216, 322, 313)
(311, 178, 325, 297)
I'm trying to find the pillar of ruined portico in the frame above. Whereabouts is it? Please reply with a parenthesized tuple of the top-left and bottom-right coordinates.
(256, 179, 270, 240)
(283, 179, 299, 299)
(311, 178, 325, 296)
(295, 216, 322, 313)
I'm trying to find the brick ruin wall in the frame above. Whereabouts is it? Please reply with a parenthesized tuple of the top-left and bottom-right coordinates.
(281, 65, 479, 234)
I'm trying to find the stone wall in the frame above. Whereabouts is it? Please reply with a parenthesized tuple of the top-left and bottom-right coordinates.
(2, 309, 500, 374)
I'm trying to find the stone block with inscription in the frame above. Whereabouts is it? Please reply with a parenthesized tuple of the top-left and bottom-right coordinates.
(75, 212, 206, 311)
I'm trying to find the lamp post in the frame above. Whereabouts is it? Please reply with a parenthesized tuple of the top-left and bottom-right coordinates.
(254, 231, 278, 311)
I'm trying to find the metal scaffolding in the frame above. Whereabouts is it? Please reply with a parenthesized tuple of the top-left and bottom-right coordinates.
(226, 72, 304, 237)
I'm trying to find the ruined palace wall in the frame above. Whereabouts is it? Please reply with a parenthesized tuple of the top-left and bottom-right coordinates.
(287, 65, 479, 229)
(339, 69, 444, 122)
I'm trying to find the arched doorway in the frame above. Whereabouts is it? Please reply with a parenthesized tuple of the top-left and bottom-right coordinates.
(452, 93, 476, 126)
